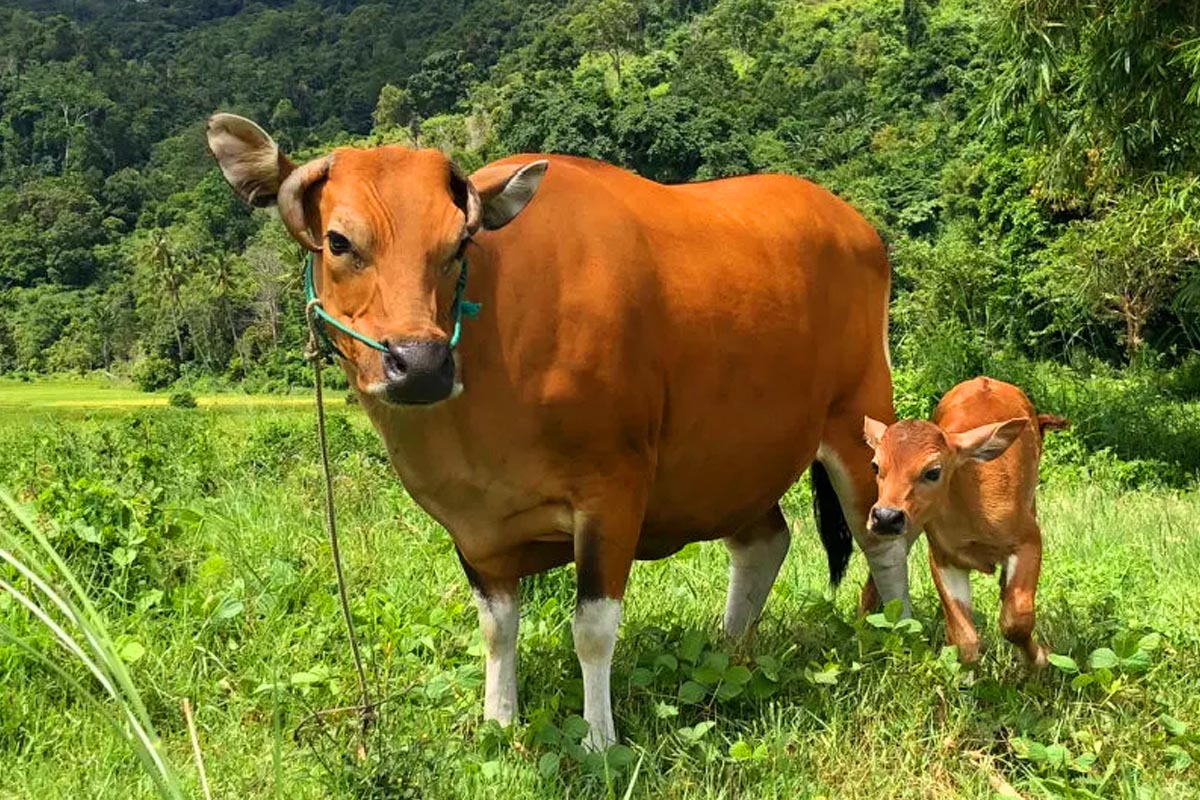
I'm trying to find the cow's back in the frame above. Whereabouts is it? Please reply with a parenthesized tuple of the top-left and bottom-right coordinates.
(475, 157, 892, 537)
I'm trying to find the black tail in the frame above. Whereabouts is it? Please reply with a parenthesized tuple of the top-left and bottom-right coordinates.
(811, 461, 852, 587)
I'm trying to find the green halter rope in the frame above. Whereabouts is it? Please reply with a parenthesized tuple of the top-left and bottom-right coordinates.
(303, 252, 481, 359)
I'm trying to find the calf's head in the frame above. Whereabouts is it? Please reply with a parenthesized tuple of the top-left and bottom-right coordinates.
(862, 416, 1028, 536)
(206, 113, 546, 406)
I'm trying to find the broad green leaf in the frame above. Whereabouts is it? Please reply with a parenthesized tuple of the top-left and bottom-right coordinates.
(714, 682, 743, 701)
(538, 752, 560, 778)
(883, 599, 904, 623)
(606, 744, 635, 769)
(1088, 647, 1119, 670)
(654, 702, 679, 719)
(678, 680, 707, 704)
(724, 665, 752, 686)
(1047, 653, 1078, 673)
(729, 740, 754, 761)
(629, 667, 654, 687)
(1071, 752, 1098, 773)
(1160, 714, 1188, 737)
(118, 640, 146, 664)
(563, 715, 589, 741)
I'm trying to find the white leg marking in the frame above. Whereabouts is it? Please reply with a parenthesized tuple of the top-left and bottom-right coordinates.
(819, 443, 915, 615)
(723, 526, 789, 638)
(861, 537, 913, 617)
(1004, 554, 1019, 588)
(573, 598, 621, 750)
(474, 591, 519, 725)
(941, 565, 973, 612)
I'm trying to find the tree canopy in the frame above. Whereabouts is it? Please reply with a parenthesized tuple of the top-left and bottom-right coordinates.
(1, 0, 1197, 392)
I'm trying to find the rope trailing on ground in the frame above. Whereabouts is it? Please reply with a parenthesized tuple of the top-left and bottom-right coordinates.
(303, 297, 375, 747)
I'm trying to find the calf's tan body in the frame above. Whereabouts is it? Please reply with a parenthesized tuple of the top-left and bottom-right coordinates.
(865, 377, 1067, 665)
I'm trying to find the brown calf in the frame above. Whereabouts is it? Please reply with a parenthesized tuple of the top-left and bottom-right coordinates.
(863, 377, 1067, 665)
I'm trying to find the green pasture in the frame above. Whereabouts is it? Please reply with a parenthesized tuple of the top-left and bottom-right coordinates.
(0, 377, 315, 412)
(1, 377, 1199, 799)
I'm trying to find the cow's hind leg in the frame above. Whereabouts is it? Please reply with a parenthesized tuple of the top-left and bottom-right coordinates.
(723, 504, 790, 638)
(999, 530, 1048, 667)
(459, 551, 520, 725)
(572, 488, 645, 751)
(818, 420, 918, 617)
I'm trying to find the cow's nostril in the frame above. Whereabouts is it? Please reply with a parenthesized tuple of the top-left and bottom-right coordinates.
(384, 343, 409, 378)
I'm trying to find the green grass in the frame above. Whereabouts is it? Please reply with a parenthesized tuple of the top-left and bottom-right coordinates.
(1, 378, 1199, 798)
(0, 376, 315, 412)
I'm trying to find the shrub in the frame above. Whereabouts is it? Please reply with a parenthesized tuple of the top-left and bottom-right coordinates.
(167, 390, 197, 409)
(132, 355, 179, 392)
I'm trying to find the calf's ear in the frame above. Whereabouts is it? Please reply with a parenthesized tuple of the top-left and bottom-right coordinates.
(948, 417, 1028, 463)
(464, 160, 549, 234)
(206, 113, 295, 207)
(863, 416, 888, 450)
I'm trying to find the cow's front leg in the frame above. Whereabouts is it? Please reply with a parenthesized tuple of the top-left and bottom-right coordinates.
(460, 551, 520, 725)
(572, 502, 640, 751)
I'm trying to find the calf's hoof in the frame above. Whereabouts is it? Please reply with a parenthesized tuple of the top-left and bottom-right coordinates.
(1026, 644, 1049, 669)
(957, 641, 981, 665)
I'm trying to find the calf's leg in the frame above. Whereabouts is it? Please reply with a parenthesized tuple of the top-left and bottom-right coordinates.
(723, 504, 790, 638)
(999, 532, 1048, 667)
(928, 545, 980, 663)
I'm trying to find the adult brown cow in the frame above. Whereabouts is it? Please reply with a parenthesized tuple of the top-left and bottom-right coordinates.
(206, 113, 900, 749)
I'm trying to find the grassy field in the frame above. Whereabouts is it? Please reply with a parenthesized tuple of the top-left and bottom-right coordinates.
(1, 378, 1199, 799)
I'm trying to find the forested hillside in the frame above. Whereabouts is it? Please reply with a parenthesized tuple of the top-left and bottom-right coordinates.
(2, 0, 1198, 394)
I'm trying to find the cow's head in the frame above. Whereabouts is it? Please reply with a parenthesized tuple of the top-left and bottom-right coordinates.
(862, 415, 1027, 536)
(206, 113, 547, 406)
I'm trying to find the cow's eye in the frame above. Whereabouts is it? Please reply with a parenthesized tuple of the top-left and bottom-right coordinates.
(870, 461, 879, 475)
(327, 231, 352, 256)
(923, 466, 943, 482)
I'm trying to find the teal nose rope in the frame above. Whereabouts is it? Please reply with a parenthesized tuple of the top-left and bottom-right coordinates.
(303, 252, 481, 359)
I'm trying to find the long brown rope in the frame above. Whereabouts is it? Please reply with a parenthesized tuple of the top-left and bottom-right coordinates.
(304, 299, 375, 748)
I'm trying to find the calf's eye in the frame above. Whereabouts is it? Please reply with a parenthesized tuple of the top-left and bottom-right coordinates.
(870, 461, 879, 475)
(327, 231, 352, 256)
(923, 466, 943, 482)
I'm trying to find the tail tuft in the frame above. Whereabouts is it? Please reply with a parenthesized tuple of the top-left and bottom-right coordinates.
(811, 461, 852, 587)
(1036, 414, 1070, 435)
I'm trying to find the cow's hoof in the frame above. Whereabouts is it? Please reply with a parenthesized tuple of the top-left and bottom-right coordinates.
(582, 727, 618, 753)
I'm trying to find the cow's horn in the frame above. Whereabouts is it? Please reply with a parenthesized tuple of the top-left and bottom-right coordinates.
(277, 156, 330, 251)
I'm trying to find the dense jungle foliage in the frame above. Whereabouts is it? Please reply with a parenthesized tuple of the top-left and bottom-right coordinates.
(2, 0, 1199, 395)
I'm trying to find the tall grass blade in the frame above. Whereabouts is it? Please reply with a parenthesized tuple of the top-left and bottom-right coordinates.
(0, 489, 184, 800)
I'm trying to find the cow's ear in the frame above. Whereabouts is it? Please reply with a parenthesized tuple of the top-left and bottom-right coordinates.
(465, 160, 549, 233)
(206, 113, 295, 207)
(863, 416, 888, 450)
(948, 417, 1028, 463)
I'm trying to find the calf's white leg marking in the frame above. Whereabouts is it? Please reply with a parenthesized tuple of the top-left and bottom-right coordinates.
(941, 565, 973, 611)
(723, 526, 789, 638)
(573, 598, 621, 750)
(474, 591, 519, 725)
(1004, 554, 1019, 588)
